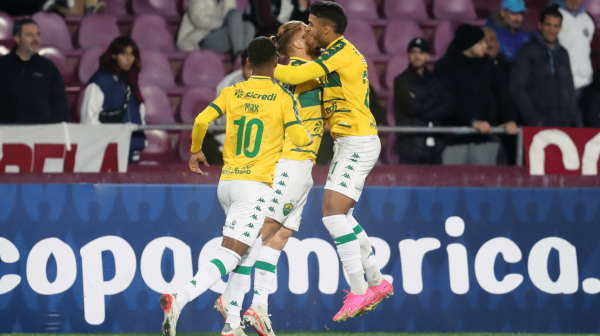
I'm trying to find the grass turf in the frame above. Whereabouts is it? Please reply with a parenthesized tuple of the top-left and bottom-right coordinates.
(2, 333, 599, 336)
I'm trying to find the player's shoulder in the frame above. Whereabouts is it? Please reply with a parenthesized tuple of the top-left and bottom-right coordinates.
(273, 80, 295, 101)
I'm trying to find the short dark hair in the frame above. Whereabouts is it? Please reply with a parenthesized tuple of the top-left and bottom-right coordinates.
(99, 37, 141, 71)
(309, 1, 347, 35)
(540, 5, 562, 24)
(13, 19, 37, 36)
(241, 48, 249, 67)
(247, 37, 277, 66)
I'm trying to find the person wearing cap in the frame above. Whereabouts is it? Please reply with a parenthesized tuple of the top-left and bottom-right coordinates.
(393, 38, 452, 165)
(435, 24, 518, 166)
(511, 6, 581, 127)
(549, 0, 595, 91)
(486, 0, 530, 62)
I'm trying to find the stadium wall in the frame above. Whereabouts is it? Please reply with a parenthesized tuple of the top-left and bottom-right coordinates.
(2, 182, 600, 333)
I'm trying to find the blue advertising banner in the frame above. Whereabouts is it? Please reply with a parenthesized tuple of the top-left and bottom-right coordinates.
(1, 184, 600, 333)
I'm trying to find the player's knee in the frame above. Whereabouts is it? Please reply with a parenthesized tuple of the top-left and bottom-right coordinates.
(261, 217, 282, 242)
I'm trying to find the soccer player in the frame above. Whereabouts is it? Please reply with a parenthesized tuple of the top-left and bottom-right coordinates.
(273, 1, 394, 322)
(159, 36, 312, 336)
(213, 21, 325, 336)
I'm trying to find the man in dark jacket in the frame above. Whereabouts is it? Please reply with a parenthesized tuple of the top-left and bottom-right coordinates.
(510, 6, 581, 127)
(394, 38, 453, 164)
(435, 24, 518, 165)
(0, 19, 69, 124)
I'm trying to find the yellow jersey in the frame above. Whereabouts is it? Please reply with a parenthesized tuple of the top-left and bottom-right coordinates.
(191, 75, 310, 185)
(281, 57, 325, 163)
(274, 36, 378, 139)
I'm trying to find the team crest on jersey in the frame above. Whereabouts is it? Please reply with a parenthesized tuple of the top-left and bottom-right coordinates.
(235, 89, 244, 98)
(283, 203, 294, 216)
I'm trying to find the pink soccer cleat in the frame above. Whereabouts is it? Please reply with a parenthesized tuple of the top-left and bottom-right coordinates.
(332, 289, 376, 322)
(367, 278, 394, 309)
(214, 296, 228, 321)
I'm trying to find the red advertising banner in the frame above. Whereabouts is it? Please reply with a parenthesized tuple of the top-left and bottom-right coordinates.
(0, 123, 134, 173)
(523, 127, 600, 175)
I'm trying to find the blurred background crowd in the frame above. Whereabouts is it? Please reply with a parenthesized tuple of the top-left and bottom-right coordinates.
(0, 0, 598, 166)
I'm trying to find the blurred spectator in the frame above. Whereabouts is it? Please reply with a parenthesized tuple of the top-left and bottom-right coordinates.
(244, 0, 310, 37)
(394, 38, 452, 165)
(581, 70, 600, 127)
(80, 37, 147, 163)
(435, 24, 518, 166)
(484, 27, 519, 165)
(0, 19, 68, 124)
(550, 0, 595, 91)
(1, 0, 48, 15)
(486, 0, 530, 62)
(511, 7, 581, 127)
(53, 0, 106, 14)
(177, 0, 255, 54)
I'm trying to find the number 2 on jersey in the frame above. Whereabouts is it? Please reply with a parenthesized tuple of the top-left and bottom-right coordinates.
(234, 116, 264, 158)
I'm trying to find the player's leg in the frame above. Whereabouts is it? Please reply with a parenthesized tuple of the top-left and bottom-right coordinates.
(245, 159, 313, 336)
(347, 208, 393, 304)
(323, 135, 383, 321)
(160, 180, 268, 336)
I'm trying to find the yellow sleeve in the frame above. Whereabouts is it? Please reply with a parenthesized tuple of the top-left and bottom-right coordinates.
(274, 48, 349, 84)
(281, 90, 311, 147)
(190, 88, 229, 153)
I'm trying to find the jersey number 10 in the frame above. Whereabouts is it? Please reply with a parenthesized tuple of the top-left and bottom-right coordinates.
(234, 116, 264, 158)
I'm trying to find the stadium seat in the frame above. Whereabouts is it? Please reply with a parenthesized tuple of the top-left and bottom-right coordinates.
(336, 0, 380, 20)
(383, 0, 430, 22)
(140, 86, 177, 124)
(181, 50, 225, 87)
(385, 53, 409, 89)
(0, 11, 14, 41)
(585, 0, 600, 21)
(139, 49, 176, 88)
(344, 20, 385, 60)
(104, 0, 129, 15)
(132, 0, 179, 18)
(433, 0, 478, 21)
(522, 7, 542, 32)
(383, 20, 424, 55)
(473, 0, 501, 18)
(183, 0, 248, 11)
(139, 130, 178, 163)
(78, 15, 121, 49)
(179, 87, 216, 123)
(433, 20, 454, 58)
(131, 14, 176, 52)
(32, 12, 75, 52)
(39, 47, 72, 84)
(78, 47, 104, 83)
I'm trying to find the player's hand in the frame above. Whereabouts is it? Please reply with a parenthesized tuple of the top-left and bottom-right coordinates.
(189, 150, 209, 175)
(502, 121, 519, 135)
(472, 120, 492, 133)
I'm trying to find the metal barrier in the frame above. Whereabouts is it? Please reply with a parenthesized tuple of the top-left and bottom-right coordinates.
(135, 125, 524, 166)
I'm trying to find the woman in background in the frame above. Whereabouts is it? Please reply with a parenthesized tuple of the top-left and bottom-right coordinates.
(81, 36, 146, 163)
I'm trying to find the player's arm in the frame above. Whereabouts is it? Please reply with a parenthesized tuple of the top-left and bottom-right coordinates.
(189, 89, 228, 174)
(283, 96, 313, 147)
(275, 48, 348, 84)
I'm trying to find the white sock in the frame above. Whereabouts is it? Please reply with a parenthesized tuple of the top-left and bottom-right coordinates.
(252, 246, 281, 307)
(347, 208, 383, 287)
(322, 215, 367, 295)
(174, 289, 189, 310)
(226, 239, 262, 324)
(181, 247, 240, 304)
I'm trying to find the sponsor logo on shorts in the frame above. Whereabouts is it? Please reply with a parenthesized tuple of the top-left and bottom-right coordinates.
(352, 153, 360, 159)
(258, 198, 265, 203)
(355, 184, 363, 192)
(350, 158, 358, 163)
(339, 182, 348, 188)
(345, 165, 354, 171)
(246, 223, 254, 228)
(243, 232, 250, 237)
(250, 214, 258, 220)
(283, 203, 294, 216)
(271, 198, 279, 204)
(342, 173, 351, 179)
(275, 189, 283, 195)
(282, 172, 289, 178)
(268, 206, 275, 213)
(278, 181, 286, 187)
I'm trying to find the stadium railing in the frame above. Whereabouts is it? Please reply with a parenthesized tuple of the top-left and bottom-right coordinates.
(136, 125, 524, 166)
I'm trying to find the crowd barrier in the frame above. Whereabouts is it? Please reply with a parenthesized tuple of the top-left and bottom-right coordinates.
(2, 183, 600, 333)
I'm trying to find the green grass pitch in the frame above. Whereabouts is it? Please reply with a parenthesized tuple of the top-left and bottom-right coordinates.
(2, 333, 599, 336)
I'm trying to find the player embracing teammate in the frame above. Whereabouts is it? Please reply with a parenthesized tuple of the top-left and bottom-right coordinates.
(273, 0, 394, 323)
